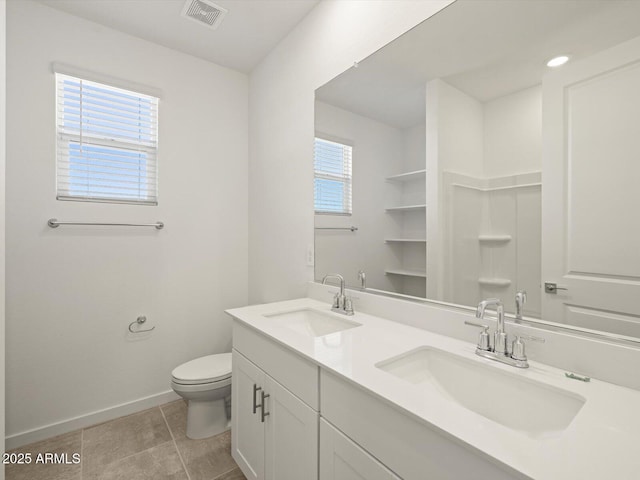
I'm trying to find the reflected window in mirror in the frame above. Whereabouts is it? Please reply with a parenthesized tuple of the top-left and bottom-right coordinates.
(314, 137, 352, 215)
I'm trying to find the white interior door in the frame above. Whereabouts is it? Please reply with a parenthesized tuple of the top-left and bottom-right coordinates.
(541, 35, 640, 338)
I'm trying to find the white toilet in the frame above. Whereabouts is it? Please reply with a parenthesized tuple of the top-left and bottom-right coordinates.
(171, 353, 232, 439)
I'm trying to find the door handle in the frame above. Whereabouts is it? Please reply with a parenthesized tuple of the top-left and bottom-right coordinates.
(260, 391, 270, 423)
(252, 384, 262, 414)
(545, 282, 568, 294)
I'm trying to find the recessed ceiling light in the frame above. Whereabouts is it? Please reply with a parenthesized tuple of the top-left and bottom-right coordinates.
(547, 55, 569, 68)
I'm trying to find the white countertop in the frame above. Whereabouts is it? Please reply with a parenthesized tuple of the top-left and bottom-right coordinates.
(226, 297, 640, 480)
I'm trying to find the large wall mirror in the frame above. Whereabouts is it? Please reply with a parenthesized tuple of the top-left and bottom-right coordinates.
(314, 0, 640, 342)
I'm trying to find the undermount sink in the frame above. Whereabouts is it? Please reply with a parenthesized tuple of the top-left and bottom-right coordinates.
(376, 346, 585, 437)
(263, 308, 361, 337)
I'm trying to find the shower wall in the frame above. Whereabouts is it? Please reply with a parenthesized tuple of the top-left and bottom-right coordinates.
(447, 172, 542, 317)
(428, 80, 542, 315)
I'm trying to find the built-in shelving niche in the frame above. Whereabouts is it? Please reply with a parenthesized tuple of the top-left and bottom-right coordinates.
(386, 169, 426, 183)
(384, 204, 426, 213)
(385, 268, 427, 278)
(384, 167, 427, 298)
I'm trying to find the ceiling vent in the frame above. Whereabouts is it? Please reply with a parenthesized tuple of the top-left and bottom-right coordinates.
(181, 0, 228, 30)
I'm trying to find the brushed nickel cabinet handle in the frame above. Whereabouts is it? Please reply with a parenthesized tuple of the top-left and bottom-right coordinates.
(260, 391, 270, 423)
(252, 384, 262, 414)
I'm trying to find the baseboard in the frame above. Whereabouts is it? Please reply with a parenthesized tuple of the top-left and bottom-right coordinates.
(5, 390, 181, 450)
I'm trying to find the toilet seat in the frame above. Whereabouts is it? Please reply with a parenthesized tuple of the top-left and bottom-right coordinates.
(171, 376, 231, 394)
(171, 353, 232, 385)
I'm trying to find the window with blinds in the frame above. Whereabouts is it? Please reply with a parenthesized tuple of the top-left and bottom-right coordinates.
(55, 73, 159, 205)
(314, 137, 352, 215)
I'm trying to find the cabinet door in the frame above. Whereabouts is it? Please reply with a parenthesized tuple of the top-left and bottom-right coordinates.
(320, 419, 401, 480)
(232, 349, 265, 480)
(265, 375, 319, 480)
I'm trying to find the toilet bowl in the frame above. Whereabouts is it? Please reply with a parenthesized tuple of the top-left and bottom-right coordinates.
(171, 353, 232, 439)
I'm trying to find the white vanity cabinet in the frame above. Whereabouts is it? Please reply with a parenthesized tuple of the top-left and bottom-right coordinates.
(320, 370, 523, 480)
(232, 322, 319, 480)
(231, 317, 520, 480)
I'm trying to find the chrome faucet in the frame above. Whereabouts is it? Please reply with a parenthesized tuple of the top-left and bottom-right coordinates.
(466, 297, 544, 368)
(515, 290, 527, 320)
(476, 298, 507, 354)
(358, 270, 366, 289)
(322, 274, 354, 316)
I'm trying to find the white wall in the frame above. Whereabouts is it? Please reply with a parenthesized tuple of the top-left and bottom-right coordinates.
(426, 79, 484, 301)
(484, 85, 542, 177)
(403, 123, 427, 172)
(248, 0, 453, 304)
(436, 80, 485, 178)
(6, 0, 248, 446)
(0, 0, 6, 471)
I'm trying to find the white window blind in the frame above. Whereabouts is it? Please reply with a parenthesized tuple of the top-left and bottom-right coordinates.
(55, 73, 159, 205)
(314, 137, 352, 215)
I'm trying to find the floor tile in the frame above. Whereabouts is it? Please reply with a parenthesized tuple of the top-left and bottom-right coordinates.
(160, 400, 188, 440)
(175, 430, 237, 480)
(84, 441, 188, 480)
(5, 430, 82, 480)
(215, 467, 247, 480)
(82, 407, 172, 477)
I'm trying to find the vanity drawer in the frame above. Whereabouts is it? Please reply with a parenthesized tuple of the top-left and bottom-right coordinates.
(233, 321, 319, 410)
(320, 419, 401, 480)
(320, 370, 525, 480)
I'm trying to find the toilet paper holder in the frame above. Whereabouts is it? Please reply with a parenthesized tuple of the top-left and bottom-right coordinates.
(129, 315, 155, 334)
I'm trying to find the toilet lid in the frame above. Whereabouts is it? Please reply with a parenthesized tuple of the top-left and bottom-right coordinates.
(171, 353, 232, 385)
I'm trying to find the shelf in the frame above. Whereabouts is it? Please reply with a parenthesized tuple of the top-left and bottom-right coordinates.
(386, 169, 426, 182)
(385, 238, 427, 244)
(385, 204, 426, 213)
(478, 235, 512, 243)
(478, 277, 511, 288)
(385, 269, 427, 278)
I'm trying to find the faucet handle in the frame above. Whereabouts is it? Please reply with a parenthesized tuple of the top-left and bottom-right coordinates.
(357, 270, 366, 289)
(515, 290, 527, 320)
(344, 297, 354, 316)
(511, 334, 545, 362)
(464, 321, 491, 351)
(336, 293, 345, 310)
(331, 292, 340, 309)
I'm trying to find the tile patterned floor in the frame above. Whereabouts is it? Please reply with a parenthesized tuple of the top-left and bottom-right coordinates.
(6, 400, 246, 480)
